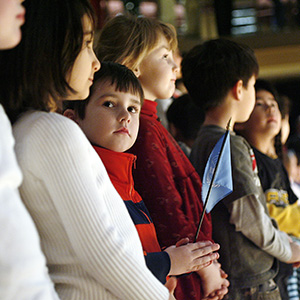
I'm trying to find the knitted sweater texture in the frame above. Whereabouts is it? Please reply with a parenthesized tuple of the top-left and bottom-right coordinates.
(129, 100, 213, 300)
(0, 106, 59, 300)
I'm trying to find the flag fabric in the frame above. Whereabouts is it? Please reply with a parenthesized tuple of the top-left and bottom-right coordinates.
(202, 130, 233, 213)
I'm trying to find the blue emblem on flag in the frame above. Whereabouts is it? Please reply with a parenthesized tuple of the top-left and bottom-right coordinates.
(202, 130, 233, 213)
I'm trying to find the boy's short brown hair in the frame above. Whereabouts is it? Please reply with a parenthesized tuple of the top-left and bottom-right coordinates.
(181, 38, 259, 111)
(96, 15, 178, 71)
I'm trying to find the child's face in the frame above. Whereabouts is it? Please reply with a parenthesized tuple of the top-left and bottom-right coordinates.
(238, 75, 256, 123)
(66, 14, 100, 100)
(243, 89, 282, 138)
(0, 0, 25, 49)
(76, 80, 141, 152)
(137, 35, 178, 100)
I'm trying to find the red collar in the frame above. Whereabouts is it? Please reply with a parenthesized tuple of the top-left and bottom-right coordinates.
(141, 99, 158, 119)
(93, 146, 137, 199)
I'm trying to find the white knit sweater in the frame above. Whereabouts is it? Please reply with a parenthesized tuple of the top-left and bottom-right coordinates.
(13, 111, 168, 300)
(0, 105, 59, 300)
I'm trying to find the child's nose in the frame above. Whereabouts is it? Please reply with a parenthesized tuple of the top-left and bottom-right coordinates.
(173, 61, 179, 73)
(266, 104, 275, 113)
(119, 109, 130, 123)
(92, 51, 101, 72)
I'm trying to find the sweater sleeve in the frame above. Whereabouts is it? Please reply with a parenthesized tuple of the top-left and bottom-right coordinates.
(131, 119, 212, 247)
(0, 107, 59, 300)
(145, 252, 170, 284)
(229, 194, 292, 262)
(18, 113, 169, 300)
(225, 136, 292, 262)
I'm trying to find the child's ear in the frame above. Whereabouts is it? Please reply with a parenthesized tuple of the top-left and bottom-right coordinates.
(133, 67, 140, 78)
(122, 60, 141, 78)
(232, 80, 243, 101)
(63, 109, 78, 124)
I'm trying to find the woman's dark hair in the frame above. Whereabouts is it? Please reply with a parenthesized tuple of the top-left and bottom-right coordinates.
(63, 61, 144, 120)
(0, 0, 96, 123)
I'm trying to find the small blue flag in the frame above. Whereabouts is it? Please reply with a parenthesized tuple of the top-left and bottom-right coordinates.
(202, 130, 233, 213)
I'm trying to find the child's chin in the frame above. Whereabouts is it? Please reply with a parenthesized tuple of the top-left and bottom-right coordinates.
(112, 146, 130, 153)
(163, 93, 174, 99)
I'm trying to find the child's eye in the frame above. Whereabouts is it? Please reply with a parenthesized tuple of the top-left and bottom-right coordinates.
(103, 101, 114, 108)
(128, 106, 139, 113)
(162, 54, 169, 59)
